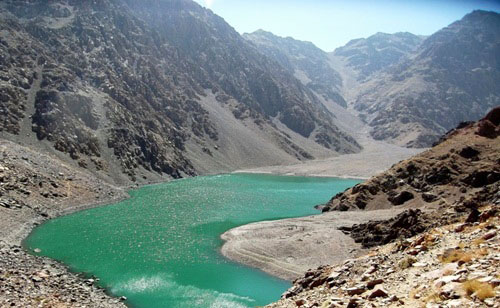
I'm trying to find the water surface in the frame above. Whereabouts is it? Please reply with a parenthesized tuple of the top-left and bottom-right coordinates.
(24, 173, 360, 307)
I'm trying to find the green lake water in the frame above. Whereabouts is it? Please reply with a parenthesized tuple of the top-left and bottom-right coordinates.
(24, 173, 360, 308)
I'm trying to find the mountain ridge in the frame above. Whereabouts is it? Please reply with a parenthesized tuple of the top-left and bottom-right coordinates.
(349, 10, 500, 147)
(243, 29, 347, 107)
(0, 0, 361, 185)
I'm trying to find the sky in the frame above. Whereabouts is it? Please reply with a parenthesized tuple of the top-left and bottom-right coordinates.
(193, 0, 500, 51)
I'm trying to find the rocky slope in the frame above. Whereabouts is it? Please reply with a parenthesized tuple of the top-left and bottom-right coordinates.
(244, 30, 346, 107)
(250, 11, 500, 150)
(323, 106, 500, 213)
(268, 205, 500, 308)
(0, 0, 361, 185)
(267, 108, 500, 307)
(349, 10, 500, 147)
(332, 32, 424, 82)
(0, 240, 127, 307)
(0, 139, 127, 307)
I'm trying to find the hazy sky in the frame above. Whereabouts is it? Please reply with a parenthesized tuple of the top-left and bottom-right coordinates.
(193, 0, 500, 51)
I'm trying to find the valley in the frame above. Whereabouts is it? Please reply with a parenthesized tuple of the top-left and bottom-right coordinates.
(0, 0, 499, 307)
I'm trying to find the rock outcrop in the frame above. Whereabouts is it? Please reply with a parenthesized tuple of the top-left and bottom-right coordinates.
(268, 109, 500, 308)
(323, 107, 500, 212)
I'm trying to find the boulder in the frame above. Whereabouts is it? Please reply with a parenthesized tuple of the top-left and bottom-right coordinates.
(389, 191, 414, 205)
(422, 192, 437, 202)
(366, 279, 384, 289)
(458, 146, 480, 159)
(477, 120, 498, 138)
(484, 106, 500, 126)
(463, 171, 500, 187)
(346, 286, 365, 295)
(368, 288, 388, 299)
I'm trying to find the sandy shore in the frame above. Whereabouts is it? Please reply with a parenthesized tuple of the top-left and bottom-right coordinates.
(220, 209, 403, 281)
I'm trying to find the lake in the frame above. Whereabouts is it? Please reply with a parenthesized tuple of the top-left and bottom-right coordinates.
(24, 173, 360, 307)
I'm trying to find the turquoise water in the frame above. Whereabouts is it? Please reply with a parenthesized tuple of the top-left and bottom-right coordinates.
(24, 173, 360, 307)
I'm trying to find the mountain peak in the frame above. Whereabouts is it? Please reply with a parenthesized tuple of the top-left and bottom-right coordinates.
(465, 9, 500, 18)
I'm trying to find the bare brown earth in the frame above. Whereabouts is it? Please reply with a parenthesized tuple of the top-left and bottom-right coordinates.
(324, 111, 500, 212)
(268, 205, 500, 308)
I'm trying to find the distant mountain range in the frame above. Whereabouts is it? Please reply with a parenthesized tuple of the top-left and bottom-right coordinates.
(349, 10, 500, 147)
(332, 32, 425, 81)
(246, 10, 499, 148)
(0, 0, 498, 183)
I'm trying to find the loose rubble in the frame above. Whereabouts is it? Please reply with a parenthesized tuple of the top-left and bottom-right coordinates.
(268, 206, 500, 308)
(0, 140, 126, 307)
(267, 110, 500, 308)
(0, 241, 126, 307)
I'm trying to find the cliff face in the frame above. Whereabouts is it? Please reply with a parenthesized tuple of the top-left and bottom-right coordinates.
(350, 11, 500, 148)
(0, 0, 361, 184)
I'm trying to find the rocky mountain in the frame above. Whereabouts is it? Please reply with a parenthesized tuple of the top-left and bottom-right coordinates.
(244, 30, 346, 107)
(0, 0, 361, 184)
(332, 32, 424, 81)
(324, 106, 500, 213)
(351, 10, 500, 148)
(268, 107, 500, 308)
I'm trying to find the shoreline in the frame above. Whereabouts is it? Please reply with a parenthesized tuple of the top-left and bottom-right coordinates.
(13, 192, 129, 247)
(0, 139, 135, 307)
(232, 170, 370, 180)
(7, 170, 371, 306)
(219, 208, 403, 281)
(2, 143, 413, 306)
(233, 145, 423, 181)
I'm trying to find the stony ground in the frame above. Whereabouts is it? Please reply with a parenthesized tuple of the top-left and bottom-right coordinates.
(0, 241, 127, 307)
(266, 109, 500, 308)
(268, 205, 500, 308)
(0, 139, 127, 307)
